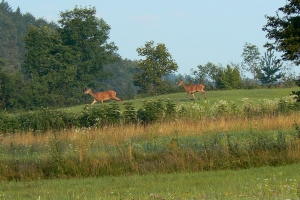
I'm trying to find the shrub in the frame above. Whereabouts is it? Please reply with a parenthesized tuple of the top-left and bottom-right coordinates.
(137, 99, 165, 124)
(122, 101, 137, 124)
(76, 102, 121, 128)
(0, 108, 74, 134)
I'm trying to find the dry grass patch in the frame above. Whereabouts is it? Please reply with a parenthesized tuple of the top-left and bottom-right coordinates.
(2, 112, 300, 147)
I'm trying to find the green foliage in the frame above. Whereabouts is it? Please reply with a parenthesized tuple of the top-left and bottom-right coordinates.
(137, 99, 165, 124)
(133, 41, 178, 95)
(76, 102, 121, 128)
(217, 65, 243, 89)
(191, 62, 221, 90)
(122, 101, 137, 124)
(191, 62, 242, 90)
(291, 78, 300, 102)
(257, 50, 283, 87)
(294, 122, 300, 139)
(165, 99, 177, 120)
(0, 59, 23, 110)
(291, 90, 300, 102)
(263, 0, 300, 65)
(103, 59, 139, 99)
(0, 108, 74, 133)
(58, 6, 119, 90)
(241, 42, 261, 81)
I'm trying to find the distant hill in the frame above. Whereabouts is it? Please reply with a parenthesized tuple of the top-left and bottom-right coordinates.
(0, 1, 57, 70)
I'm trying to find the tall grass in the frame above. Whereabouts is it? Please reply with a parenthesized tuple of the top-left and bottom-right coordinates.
(0, 112, 300, 180)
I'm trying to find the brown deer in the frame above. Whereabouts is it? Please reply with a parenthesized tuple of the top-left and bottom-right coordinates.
(177, 80, 206, 100)
(84, 88, 121, 106)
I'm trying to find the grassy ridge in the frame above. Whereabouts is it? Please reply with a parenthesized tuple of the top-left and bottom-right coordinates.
(65, 87, 299, 112)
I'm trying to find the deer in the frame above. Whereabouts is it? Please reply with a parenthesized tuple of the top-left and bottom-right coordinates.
(177, 80, 206, 100)
(84, 88, 121, 106)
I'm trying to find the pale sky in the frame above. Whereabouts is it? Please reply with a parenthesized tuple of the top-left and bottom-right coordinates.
(6, 0, 300, 76)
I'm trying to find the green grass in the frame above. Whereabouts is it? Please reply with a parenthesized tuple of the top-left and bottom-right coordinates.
(1, 163, 299, 199)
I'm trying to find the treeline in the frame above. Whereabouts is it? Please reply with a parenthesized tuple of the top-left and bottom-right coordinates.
(0, 1, 299, 111)
(0, 2, 142, 110)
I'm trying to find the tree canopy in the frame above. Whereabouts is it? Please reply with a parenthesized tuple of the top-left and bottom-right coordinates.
(58, 6, 119, 89)
(241, 43, 261, 81)
(263, 0, 300, 65)
(133, 41, 178, 95)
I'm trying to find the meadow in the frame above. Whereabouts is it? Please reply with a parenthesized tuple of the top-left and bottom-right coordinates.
(1, 87, 300, 199)
(1, 163, 300, 199)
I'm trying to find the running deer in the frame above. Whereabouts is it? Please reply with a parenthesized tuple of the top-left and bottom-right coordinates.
(177, 80, 206, 100)
(84, 88, 121, 106)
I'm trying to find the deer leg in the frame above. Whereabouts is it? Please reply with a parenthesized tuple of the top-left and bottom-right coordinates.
(203, 91, 207, 99)
(198, 90, 206, 100)
(91, 99, 97, 105)
(113, 97, 121, 102)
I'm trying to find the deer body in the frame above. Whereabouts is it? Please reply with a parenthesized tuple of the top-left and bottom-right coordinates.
(178, 80, 206, 100)
(84, 88, 121, 105)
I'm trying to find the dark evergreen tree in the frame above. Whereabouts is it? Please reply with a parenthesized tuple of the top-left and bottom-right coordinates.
(257, 50, 283, 87)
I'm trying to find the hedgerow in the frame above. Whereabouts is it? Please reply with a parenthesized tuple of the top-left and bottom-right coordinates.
(0, 96, 299, 134)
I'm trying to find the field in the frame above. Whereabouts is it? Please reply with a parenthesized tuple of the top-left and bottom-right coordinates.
(1, 163, 300, 199)
(1, 87, 300, 199)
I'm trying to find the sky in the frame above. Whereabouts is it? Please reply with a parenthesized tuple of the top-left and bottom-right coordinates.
(6, 0, 300, 76)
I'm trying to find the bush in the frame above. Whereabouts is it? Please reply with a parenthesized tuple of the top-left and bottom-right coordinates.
(76, 102, 121, 128)
(0, 108, 74, 134)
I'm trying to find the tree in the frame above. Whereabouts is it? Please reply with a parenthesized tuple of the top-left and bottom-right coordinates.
(103, 58, 139, 99)
(241, 43, 261, 81)
(263, 0, 300, 65)
(216, 65, 243, 90)
(256, 50, 283, 87)
(23, 25, 75, 107)
(133, 41, 178, 95)
(191, 62, 221, 90)
(57, 6, 119, 90)
(0, 58, 23, 110)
